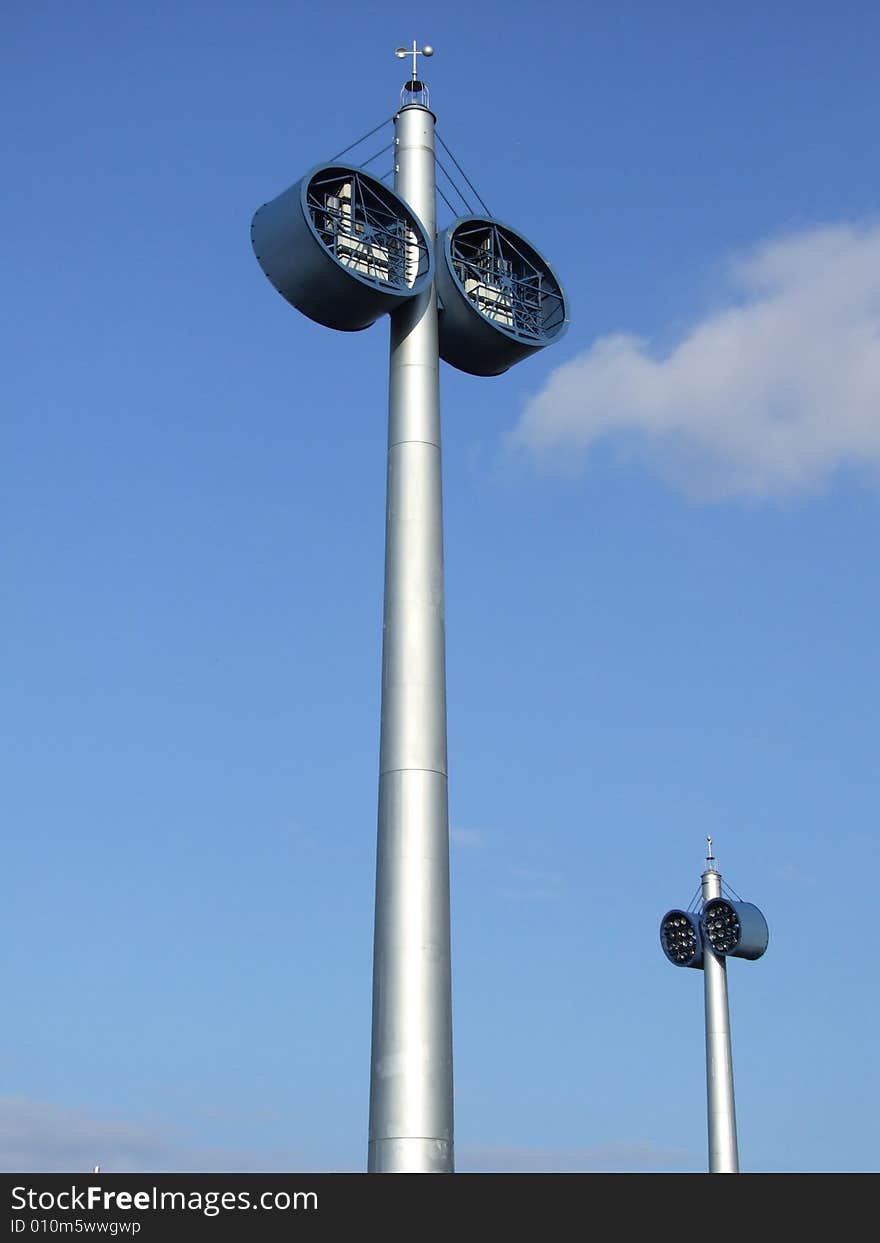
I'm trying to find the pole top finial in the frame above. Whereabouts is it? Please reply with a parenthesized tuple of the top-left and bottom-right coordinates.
(705, 835, 716, 870)
(394, 40, 433, 107)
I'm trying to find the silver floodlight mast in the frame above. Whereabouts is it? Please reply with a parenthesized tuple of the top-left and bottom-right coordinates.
(251, 43, 568, 1174)
(659, 839, 769, 1173)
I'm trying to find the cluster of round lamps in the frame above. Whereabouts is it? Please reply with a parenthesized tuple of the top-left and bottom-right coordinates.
(660, 898, 768, 969)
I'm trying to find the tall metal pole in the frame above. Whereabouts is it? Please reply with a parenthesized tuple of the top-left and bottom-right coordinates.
(701, 853, 739, 1173)
(367, 96, 454, 1173)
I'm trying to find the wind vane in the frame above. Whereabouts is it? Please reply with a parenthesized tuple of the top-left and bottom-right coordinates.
(395, 39, 434, 83)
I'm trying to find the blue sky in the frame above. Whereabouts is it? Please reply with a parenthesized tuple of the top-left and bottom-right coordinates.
(2, 0, 878, 1173)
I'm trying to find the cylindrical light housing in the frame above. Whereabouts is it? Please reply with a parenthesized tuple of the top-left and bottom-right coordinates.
(251, 163, 433, 332)
(701, 898, 769, 961)
(435, 216, 568, 375)
(660, 909, 704, 969)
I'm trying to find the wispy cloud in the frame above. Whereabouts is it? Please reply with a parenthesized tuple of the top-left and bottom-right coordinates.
(0, 1097, 171, 1173)
(502, 866, 564, 904)
(0, 1097, 308, 1173)
(777, 861, 817, 887)
(512, 222, 880, 499)
(450, 826, 485, 848)
(458, 1141, 694, 1173)
(510, 867, 563, 884)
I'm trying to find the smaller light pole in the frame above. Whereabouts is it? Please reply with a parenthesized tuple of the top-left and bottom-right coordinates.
(700, 843, 738, 1173)
(659, 838, 769, 1174)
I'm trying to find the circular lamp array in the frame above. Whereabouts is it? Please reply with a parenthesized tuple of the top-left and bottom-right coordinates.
(701, 899, 769, 961)
(659, 910, 703, 969)
(251, 164, 433, 332)
(435, 216, 568, 375)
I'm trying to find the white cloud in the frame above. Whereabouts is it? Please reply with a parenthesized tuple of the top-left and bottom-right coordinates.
(0, 1097, 307, 1173)
(777, 861, 817, 887)
(502, 865, 564, 904)
(513, 223, 880, 499)
(458, 1140, 694, 1173)
(0, 1097, 170, 1173)
(450, 826, 484, 847)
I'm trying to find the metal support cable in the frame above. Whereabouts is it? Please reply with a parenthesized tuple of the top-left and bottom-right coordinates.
(436, 183, 460, 220)
(435, 130, 491, 215)
(434, 155, 473, 214)
(359, 141, 394, 169)
(332, 116, 393, 161)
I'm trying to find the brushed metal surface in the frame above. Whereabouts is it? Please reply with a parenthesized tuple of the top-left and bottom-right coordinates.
(368, 102, 454, 1174)
(701, 867, 740, 1174)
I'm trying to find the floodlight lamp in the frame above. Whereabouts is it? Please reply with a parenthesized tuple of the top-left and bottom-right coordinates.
(251, 164, 433, 332)
(700, 898, 769, 961)
(660, 909, 703, 969)
(435, 216, 569, 375)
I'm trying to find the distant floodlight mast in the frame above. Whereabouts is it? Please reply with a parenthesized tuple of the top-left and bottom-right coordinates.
(659, 838, 769, 1173)
(251, 43, 568, 1175)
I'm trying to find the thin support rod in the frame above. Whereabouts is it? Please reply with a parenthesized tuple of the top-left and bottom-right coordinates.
(332, 116, 392, 160)
(367, 102, 454, 1174)
(701, 866, 740, 1173)
(435, 130, 492, 215)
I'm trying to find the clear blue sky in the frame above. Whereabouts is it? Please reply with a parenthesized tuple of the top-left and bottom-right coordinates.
(3, 0, 878, 1173)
